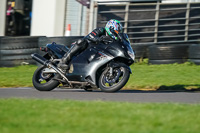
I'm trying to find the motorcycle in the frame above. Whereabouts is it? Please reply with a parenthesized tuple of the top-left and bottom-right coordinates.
(31, 33, 135, 92)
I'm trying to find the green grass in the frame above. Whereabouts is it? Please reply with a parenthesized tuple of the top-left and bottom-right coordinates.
(126, 61, 200, 90)
(0, 98, 200, 133)
(0, 62, 200, 90)
(0, 65, 36, 87)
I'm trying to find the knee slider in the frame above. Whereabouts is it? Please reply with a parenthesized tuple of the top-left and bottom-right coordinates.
(76, 38, 86, 45)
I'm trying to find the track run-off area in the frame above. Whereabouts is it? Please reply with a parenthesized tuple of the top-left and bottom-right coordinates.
(0, 87, 199, 104)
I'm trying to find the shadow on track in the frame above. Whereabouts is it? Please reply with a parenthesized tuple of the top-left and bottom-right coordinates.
(51, 84, 200, 93)
(118, 84, 200, 93)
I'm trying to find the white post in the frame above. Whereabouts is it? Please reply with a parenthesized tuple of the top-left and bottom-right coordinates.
(124, 2, 130, 33)
(0, 0, 7, 36)
(185, 2, 190, 41)
(93, 1, 98, 29)
(154, 2, 160, 43)
(78, 4, 83, 36)
(89, 0, 95, 32)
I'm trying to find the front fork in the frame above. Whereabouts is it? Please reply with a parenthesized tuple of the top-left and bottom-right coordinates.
(109, 67, 113, 77)
(108, 61, 132, 74)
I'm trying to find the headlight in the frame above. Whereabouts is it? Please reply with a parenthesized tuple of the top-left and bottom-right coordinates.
(128, 51, 135, 61)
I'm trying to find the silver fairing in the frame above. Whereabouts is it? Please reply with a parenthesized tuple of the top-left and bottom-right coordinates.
(66, 40, 134, 85)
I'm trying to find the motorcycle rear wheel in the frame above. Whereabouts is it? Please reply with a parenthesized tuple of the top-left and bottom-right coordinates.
(98, 66, 130, 92)
(32, 65, 60, 91)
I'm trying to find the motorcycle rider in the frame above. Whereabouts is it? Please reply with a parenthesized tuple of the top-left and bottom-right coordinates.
(59, 19, 123, 69)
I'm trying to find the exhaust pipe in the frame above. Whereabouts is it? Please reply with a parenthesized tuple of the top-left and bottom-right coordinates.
(31, 53, 50, 66)
(31, 53, 72, 86)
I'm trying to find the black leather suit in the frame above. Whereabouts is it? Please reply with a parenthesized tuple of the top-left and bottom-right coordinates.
(61, 27, 112, 66)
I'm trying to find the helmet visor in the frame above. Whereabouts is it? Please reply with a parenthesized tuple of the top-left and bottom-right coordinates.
(118, 23, 123, 33)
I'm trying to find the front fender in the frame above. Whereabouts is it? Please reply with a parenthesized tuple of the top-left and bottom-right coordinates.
(109, 62, 132, 73)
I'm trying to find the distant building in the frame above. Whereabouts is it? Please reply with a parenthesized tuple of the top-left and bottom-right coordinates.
(0, 0, 199, 36)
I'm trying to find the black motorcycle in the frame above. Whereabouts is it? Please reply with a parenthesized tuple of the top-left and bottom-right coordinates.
(31, 33, 135, 92)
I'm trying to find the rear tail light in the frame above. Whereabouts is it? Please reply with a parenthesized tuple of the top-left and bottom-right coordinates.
(40, 47, 48, 52)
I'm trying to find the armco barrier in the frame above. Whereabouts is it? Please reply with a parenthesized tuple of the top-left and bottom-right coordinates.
(189, 44, 200, 65)
(38, 36, 84, 47)
(1, 36, 200, 67)
(0, 36, 40, 67)
(38, 36, 84, 57)
(0, 36, 84, 67)
(131, 44, 153, 60)
(148, 44, 189, 64)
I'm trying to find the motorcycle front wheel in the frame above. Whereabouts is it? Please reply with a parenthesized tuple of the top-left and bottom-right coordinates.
(98, 65, 130, 92)
(32, 65, 60, 91)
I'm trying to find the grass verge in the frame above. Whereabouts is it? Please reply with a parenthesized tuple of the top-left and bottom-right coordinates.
(126, 61, 200, 91)
(0, 65, 36, 87)
(0, 62, 200, 90)
(0, 98, 200, 133)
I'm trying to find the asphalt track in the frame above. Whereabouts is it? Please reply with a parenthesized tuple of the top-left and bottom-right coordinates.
(0, 87, 200, 103)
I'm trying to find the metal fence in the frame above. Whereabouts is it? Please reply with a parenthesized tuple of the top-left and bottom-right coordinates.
(90, 0, 200, 45)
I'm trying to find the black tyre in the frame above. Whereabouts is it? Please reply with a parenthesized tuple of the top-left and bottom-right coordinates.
(32, 65, 60, 91)
(38, 36, 84, 47)
(98, 65, 130, 92)
(189, 59, 200, 65)
(149, 59, 187, 65)
(0, 48, 38, 65)
(0, 37, 39, 67)
(0, 50, 37, 66)
(189, 44, 200, 59)
(1, 36, 40, 50)
(0, 60, 36, 67)
(0, 48, 38, 55)
(131, 44, 152, 59)
(1, 55, 31, 60)
(148, 44, 189, 60)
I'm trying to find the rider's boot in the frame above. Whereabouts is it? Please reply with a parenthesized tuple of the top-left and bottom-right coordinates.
(59, 44, 80, 70)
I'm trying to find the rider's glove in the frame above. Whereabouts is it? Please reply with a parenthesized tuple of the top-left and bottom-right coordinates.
(100, 35, 113, 44)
